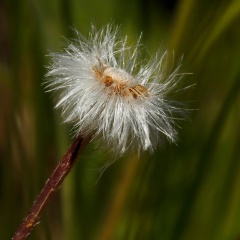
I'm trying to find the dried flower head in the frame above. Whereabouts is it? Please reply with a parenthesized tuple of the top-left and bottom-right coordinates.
(46, 25, 186, 155)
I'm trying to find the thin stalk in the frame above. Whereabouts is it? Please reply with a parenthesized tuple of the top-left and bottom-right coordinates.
(12, 134, 90, 240)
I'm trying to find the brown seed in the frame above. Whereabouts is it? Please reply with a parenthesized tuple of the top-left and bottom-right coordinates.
(104, 76, 113, 87)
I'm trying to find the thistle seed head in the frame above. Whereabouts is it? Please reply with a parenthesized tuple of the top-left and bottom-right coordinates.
(46, 24, 186, 155)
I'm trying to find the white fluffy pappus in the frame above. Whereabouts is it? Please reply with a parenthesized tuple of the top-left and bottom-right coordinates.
(46, 25, 186, 155)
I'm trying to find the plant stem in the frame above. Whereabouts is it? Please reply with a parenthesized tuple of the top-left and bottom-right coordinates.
(12, 134, 89, 240)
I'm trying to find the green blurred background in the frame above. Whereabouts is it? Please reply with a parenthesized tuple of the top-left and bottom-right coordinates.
(1, 0, 240, 239)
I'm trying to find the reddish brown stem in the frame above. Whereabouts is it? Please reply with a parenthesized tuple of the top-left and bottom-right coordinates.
(12, 135, 89, 240)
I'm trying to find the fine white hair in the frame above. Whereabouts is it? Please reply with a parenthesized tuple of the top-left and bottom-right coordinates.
(46, 24, 186, 155)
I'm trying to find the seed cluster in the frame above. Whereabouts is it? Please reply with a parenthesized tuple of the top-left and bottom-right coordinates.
(93, 64, 150, 99)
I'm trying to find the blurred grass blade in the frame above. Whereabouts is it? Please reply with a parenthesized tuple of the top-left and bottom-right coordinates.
(197, 0, 240, 61)
(168, 0, 196, 51)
